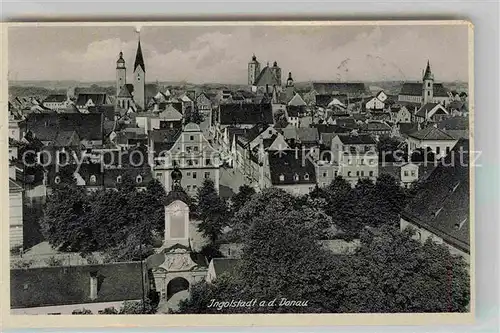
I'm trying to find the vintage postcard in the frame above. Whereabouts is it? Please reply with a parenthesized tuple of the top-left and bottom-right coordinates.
(1, 20, 474, 327)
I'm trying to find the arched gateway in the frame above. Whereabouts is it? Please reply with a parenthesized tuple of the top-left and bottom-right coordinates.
(146, 168, 208, 312)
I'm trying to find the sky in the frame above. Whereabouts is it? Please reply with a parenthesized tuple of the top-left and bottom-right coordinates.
(8, 23, 470, 84)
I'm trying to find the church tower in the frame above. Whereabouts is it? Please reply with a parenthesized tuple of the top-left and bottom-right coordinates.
(133, 36, 146, 111)
(271, 61, 282, 87)
(248, 54, 261, 85)
(116, 51, 126, 97)
(285, 72, 294, 101)
(422, 60, 434, 105)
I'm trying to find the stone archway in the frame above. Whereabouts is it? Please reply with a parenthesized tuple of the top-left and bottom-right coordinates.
(166, 276, 190, 300)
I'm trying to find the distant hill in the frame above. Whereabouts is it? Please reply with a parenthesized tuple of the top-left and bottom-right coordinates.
(8, 80, 468, 100)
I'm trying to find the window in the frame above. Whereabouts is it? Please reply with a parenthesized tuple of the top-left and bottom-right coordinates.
(90, 175, 97, 183)
(194, 146, 199, 152)
(279, 174, 285, 182)
(186, 146, 192, 152)
(322, 172, 327, 178)
(187, 172, 191, 176)
(116, 176, 122, 183)
(293, 174, 299, 181)
(404, 171, 409, 177)
(436, 147, 441, 155)
(192, 172, 197, 179)
(304, 173, 310, 180)
(205, 159, 211, 166)
(411, 171, 416, 177)
(190, 135, 194, 141)
(194, 160, 199, 166)
(205, 172, 210, 179)
(347, 171, 352, 177)
(136, 175, 143, 183)
(361, 171, 364, 177)
(348, 159, 352, 165)
(427, 82, 431, 88)
(356, 171, 360, 177)
(369, 171, 374, 177)
(187, 185, 191, 191)
(334, 171, 338, 177)
(446, 146, 451, 154)
(54, 176, 61, 184)
(193, 185, 197, 190)
(187, 160, 193, 166)
(427, 91, 430, 96)
(360, 159, 365, 165)
(156, 173, 162, 179)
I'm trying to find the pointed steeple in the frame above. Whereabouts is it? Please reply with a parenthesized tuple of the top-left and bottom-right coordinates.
(422, 60, 433, 81)
(134, 38, 145, 72)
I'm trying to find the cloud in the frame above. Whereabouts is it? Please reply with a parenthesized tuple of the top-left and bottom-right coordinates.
(15, 25, 469, 83)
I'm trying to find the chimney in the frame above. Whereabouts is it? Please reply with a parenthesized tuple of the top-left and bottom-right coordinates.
(9, 163, 16, 180)
(89, 271, 98, 300)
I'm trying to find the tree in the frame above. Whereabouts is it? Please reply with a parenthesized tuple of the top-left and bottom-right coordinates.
(334, 226, 470, 312)
(229, 187, 296, 241)
(40, 183, 95, 252)
(196, 179, 229, 244)
(377, 135, 407, 163)
(230, 185, 256, 214)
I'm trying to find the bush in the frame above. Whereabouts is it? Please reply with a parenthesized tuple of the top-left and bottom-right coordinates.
(119, 298, 157, 314)
(72, 308, 93, 315)
(45, 256, 64, 267)
(12, 259, 34, 269)
(10, 245, 23, 256)
(98, 307, 119, 315)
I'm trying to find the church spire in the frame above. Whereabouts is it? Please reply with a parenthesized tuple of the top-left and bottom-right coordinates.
(134, 37, 145, 72)
(422, 60, 433, 81)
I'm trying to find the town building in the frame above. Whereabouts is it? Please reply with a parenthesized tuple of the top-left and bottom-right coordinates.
(248, 54, 282, 93)
(330, 134, 379, 186)
(42, 94, 68, 111)
(10, 261, 150, 315)
(206, 258, 240, 284)
(401, 139, 470, 263)
(9, 178, 24, 250)
(407, 126, 458, 160)
(414, 103, 449, 123)
(398, 61, 451, 107)
(267, 149, 317, 195)
(152, 123, 221, 196)
(114, 36, 146, 111)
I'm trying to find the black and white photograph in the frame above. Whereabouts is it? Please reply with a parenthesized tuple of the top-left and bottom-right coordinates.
(5, 21, 473, 320)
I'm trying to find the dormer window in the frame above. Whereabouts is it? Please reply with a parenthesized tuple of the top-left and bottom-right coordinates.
(136, 175, 143, 183)
(116, 176, 122, 184)
(279, 174, 285, 182)
(54, 176, 61, 184)
(304, 173, 310, 181)
(90, 175, 96, 184)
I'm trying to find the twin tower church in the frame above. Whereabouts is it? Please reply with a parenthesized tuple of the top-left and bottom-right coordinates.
(115, 38, 146, 111)
(115, 38, 293, 109)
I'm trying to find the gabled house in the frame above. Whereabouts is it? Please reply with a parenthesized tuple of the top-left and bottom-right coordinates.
(414, 103, 449, 123)
(42, 94, 68, 111)
(407, 126, 458, 160)
(268, 149, 317, 195)
(330, 134, 378, 186)
(152, 123, 221, 196)
(401, 139, 470, 263)
(75, 93, 109, 113)
(390, 105, 412, 124)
